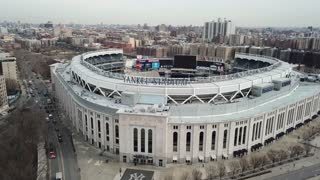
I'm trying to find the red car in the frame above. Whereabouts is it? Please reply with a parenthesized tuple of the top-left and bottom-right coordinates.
(49, 151, 56, 159)
(48, 143, 56, 159)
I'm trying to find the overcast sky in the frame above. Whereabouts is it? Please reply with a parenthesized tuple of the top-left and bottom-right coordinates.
(0, 0, 319, 27)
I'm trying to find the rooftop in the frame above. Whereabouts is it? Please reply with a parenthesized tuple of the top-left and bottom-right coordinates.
(55, 63, 320, 122)
(168, 82, 320, 123)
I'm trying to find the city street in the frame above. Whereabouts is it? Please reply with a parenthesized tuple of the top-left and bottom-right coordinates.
(16, 52, 80, 180)
(34, 77, 80, 180)
(267, 163, 320, 180)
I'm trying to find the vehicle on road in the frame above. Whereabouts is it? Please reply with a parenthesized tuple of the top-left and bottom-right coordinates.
(48, 143, 56, 159)
(45, 117, 50, 123)
(49, 151, 56, 159)
(48, 145, 56, 159)
(49, 113, 53, 119)
(56, 172, 62, 180)
(58, 134, 63, 143)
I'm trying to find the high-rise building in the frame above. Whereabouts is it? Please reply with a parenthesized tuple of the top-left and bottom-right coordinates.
(215, 46, 235, 61)
(136, 46, 168, 58)
(203, 18, 234, 42)
(229, 34, 244, 46)
(0, 75, 8, 114)
(312, 38, 320, 50)
(279, 49, 291, 62)
(0, 52, 18, 82)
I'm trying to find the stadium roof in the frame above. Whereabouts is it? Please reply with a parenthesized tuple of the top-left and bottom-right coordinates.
(168, 82, 320, 123)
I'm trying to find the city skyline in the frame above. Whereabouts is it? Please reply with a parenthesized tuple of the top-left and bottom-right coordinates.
(0, 0, 320, 27)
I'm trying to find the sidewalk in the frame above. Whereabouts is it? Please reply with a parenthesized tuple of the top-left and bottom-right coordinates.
(248, 135, 320, 180)
(72, 132, 169, 180)
(70, 117, 320, 180)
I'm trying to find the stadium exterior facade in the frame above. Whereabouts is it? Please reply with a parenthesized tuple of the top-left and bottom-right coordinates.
(51, 49, 320, 167)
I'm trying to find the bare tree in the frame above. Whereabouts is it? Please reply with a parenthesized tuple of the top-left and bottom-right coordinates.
(217, 162, 226, 180)
(304, 144, 312, 156)
(260, 154, 270, 169)
(164, 174, 173, 180)
(0, 104, 46, 180)
(239, 157, 250, 174)
(302, 130, 313, 141)
(278, 149, 288, 162)
(249, 154, 262, 171)
(180, 171, 190, 180)
(191, 168, 202, 180)
(229, 160, 240, 177)
(289, 144, 305, 158)
(205, 164, 216, 180)
(267, 149, 280, 164)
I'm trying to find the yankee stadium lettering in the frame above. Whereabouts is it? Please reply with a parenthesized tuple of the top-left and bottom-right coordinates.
(123, 76, 190, 86)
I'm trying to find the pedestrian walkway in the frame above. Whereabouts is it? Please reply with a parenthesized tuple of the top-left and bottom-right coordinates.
(248, 135, 320, 180)
(71, 118, 320, 180)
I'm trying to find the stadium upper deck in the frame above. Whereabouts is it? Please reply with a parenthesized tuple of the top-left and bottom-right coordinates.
(69, 49, 293, 104)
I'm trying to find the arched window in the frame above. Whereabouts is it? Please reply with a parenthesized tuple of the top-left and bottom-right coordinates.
(186, 132, 191, 152)
(242, 126, 247, 144)
(106, 123, 109, 135)
(148, 129, 152, 153)
(265, 119, 269, 136)
(238, 127, 242, 145)
(252, 123, 256, 141)
(234, 128, 238, 146)
(211, 131, 216, 150)
(115, 125, 119, 138)
(270, 117, 274, 134)
(173, 132, 178, 152)
(97, 120, 101, 132)
(141, 129, 145, 152)
(199, 132, 204, 151)
(258, 122, 262, 139)
(223, 130, 228, 149)
(85, 115, 88, 126)
(133, 128, 138, 152)
(91, 117, 94, 129)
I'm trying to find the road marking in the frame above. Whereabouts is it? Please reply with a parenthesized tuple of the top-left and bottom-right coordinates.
(48, 159, 52, 180)
(58, 142, 66, 180)
(312, 169, 320, 172)
(88, 158, 93, 164)
(94, 160, 102, 166)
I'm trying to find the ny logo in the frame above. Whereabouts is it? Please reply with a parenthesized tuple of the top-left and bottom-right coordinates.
(129, 173, 145, 180)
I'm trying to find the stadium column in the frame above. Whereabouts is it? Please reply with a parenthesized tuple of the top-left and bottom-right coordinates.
(205, 124, 211, 162)
(192, 125, 199, 162)
(228, 122, 236, 156)
(216, 123, 225, 159)
(179, 126, 186, 162)
(247, 117, 255, 153)
(272, 110, 279, 138)
(260, 114, 267, 144)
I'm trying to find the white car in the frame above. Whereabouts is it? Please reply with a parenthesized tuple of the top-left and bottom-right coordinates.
(56, 172, 62, 180)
